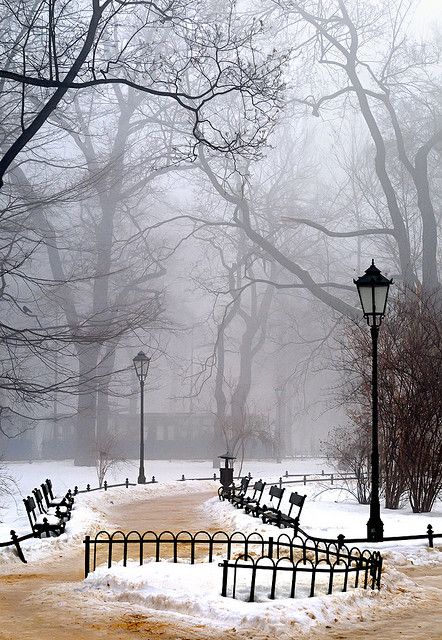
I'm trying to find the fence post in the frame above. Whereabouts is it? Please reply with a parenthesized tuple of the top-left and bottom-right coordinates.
(104, 480, 107, 491)
(377, 556, 383, 590)
(303, 475, 306, 486)
(213, 473, 216, 481)
(249, 564, 257, 602)
(337, 534, 345, 550)
(285, 470, 288, 478)
(84, 535, 91, 578)
(279, 477, 282, 488)
(268, 536, 274, 560)
(125, 478, 129, 488)
(191, 536, 195, 565)
(43, 517, 50, 538)
(221, 560, 228, 597)
(427, 524, 434, 548)
(331, 474, 334, 485)
(10, 530, 27, 564)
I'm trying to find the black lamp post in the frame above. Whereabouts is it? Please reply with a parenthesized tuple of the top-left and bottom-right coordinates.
(218, 451, 236, 499)
(133, 351, 151, 484)
(354, 260, 393, 542)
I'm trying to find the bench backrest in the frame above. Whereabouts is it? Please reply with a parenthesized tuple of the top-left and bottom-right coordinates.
(268, 485, 285, 510)
(46, 478, 55, 500)
(32, 488, 47, 514)
(238, 476, 250, 495)
(287, 492, 306, 519)
(251, 480, 266, 500)
(45, 478, 72, 504)
(41, 482, 52, 507)
(23, 496, 38, 528)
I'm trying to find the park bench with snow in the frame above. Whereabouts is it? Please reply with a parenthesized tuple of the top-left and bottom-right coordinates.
(32, 487, 71, 522)
(229, 476, 251, 508)
(257, 484, 285, 520)
(261, 490, 306, 532)
(23, 495, 66, 538)
(243, 479, 266, 515)
(42, 478, 74, 509)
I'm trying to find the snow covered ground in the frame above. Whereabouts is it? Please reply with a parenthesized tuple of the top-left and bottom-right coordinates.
(0, 456, 332, 551)
(0, 458, 441, 636)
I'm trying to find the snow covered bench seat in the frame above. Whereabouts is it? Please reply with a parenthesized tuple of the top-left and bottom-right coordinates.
(261, 491, 306, 532)
(32, 487, 71, 522)
(43, 478, 74, 509)
(229, 477, 251, 507)
(258, 485, 285, 521)
(243, 480, 266, 515)
(23, 495, 66, 538)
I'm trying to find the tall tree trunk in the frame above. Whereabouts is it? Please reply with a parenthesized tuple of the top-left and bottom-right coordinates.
(96, 346, 117, 442)
(213, 330, 227, 465)
(74, 344, 100, 465)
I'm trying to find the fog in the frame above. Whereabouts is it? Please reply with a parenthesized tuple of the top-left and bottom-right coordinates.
(0, 0, 440, 466)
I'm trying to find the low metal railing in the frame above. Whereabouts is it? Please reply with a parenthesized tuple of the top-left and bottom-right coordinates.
(298, 524, 441, 549)
(219, 551, 381, 601)
(0, 529, 33, 563)
(83, 529, 382, 600)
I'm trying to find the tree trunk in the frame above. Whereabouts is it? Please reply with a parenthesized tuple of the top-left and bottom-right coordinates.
(213, 330, 227, 466)
(74, 344, 100, 465)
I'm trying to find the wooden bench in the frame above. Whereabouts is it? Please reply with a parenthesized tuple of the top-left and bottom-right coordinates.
(261, 491, 306, 532)
(23, 495, 66, 538)
(259, 485, 285, 520)
(32, 487, 71, 522)
(244, 480, 266, 515)
(230, 477, 251, 508)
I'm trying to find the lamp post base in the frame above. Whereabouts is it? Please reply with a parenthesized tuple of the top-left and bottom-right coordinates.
(367, 517, 384, 542)
(138, 471, 146, 484)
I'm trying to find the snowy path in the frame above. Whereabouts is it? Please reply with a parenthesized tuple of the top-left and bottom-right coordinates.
(0, 489, 220, 640)
(0, 487, 441, 640)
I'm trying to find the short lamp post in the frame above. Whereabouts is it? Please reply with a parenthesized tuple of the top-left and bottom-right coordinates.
(133, 351, 151, 484)
(354, 260, 393, 542)
(218, 451, 236, 499)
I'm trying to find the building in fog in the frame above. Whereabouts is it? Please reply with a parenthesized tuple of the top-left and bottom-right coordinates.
(0, 407, 322, 461)
(113, 411, 273, 460)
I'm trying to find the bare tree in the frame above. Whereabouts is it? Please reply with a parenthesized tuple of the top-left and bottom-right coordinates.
(218, 410, 275, 477)
(94, 431, 126, 488)
(0, 459, 18, 520)
(0, 0, 287, 459)
(0, 0, 285, 187)
(275, 0, 441, 296)
(335, 290, 442, 512)
(324, 425, 371, 505)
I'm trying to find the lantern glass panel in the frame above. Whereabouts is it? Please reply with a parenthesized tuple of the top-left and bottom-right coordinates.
(374, 284, 389, 316)
(358, 286, 372, 315)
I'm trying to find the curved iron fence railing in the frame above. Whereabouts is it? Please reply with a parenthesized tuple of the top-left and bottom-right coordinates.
(83, 529, 383, 599)
(220, 552, 380, 601)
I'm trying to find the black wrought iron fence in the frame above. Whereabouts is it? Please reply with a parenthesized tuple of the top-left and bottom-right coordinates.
(0, 530, 33, 563)
(84, 529, 270, 577)
(83, 529, 382, 600)
(298, 524, 441, 549)
(73, 478, 139, 494)
(219, 551, 382, 601)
